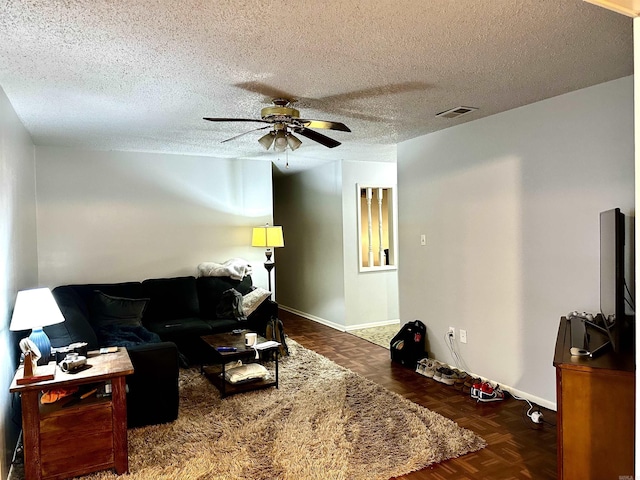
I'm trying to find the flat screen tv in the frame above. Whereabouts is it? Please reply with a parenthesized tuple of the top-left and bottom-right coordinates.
(599, 207, 625, 350)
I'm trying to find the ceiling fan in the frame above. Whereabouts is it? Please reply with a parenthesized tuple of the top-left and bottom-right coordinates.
(203, 98, 351, 151)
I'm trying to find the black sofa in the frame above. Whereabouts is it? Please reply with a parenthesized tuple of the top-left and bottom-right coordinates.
(44, 274, 276, 427)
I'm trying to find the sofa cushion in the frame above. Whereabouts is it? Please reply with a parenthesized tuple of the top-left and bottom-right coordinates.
(95, 324, 162, 348)
(46, 286, 99, 350)
(90, 291, 149, 328)
(142, 277, 200, 325)
(204, 318, 240, 333)
(197, 275, 253, 319)
(145, 317, 212, 337)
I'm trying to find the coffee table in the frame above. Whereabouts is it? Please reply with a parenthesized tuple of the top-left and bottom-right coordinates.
(200, 331, 280, 398)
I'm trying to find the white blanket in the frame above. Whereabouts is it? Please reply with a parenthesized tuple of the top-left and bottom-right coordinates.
(197, 258, 253, 280)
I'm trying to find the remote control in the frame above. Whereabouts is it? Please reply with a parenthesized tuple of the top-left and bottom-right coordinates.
(216, 346, 237, 352)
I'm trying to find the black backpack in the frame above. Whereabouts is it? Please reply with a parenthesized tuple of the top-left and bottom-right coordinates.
(390, 320, 427, 368)
(265, 316, 289, 358)
(216, 288, 247, 322)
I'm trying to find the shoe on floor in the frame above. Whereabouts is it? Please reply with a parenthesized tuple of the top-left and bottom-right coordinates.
(464, 376, 480, 392)
(416, 359, 440, 379)
(439, 367, 466, 386)
(434, 365, 454, 384)
(469, 378, 484, 399)
(452, 369, 469, 389)
(477, 383, 505, 402)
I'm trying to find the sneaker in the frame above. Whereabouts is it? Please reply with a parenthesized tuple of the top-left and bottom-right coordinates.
(434, 365, 454, 384)
(439, 367, 465, 386)
(470, 379, 484, 399)
(415, 358, 430, 376)
(453, 369, 469, 389)
(464, 376, 481, 394)
(416, 359, 440, 379)
(477, 383, 505, 402)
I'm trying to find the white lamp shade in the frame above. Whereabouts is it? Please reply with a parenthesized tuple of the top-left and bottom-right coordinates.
(9, 288, 65, 331)
(251, 225, 285, 248)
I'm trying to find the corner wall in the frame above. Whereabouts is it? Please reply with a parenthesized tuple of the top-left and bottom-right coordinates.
(397, 76, 634, 407)
(274, 158, 399, 330)
(0, 87, 38, 478)
(35, 146, 274, 288)
(274, 161, 346, 328)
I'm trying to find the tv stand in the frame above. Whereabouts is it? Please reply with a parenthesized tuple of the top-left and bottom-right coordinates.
(554, 317, 635, 480)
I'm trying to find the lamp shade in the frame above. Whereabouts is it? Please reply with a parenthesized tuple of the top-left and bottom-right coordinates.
(251, 225, 284, 248)
(273, 131, 288, 152)
(9, 288, 65, 331)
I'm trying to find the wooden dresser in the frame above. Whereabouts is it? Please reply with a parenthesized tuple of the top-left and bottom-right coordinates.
(553, 317, 635, 480)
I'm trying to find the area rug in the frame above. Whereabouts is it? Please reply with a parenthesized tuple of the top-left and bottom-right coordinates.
(350, 323, 400, 349)
(49, 340, 484, 480)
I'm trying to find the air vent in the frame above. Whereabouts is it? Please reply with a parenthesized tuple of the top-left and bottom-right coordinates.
(435, 106, 478, 119)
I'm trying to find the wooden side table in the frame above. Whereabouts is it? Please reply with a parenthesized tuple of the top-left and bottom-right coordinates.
(10, 348, 134, 480)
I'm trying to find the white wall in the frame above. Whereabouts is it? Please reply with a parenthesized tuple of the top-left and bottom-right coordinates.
(0, 87, 38, 478)
(341, 160, 399, 329)
(35, 147, 274, 287)
(398, 76, 634, 407)
(274, 161, 346, 328)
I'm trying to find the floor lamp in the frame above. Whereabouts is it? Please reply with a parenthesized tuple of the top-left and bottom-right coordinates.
(252, 224, 284, 292)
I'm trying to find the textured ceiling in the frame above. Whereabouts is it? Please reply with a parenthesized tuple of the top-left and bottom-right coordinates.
(0, 0, 633, 173)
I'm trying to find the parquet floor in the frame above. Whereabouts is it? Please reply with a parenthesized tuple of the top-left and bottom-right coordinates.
(280, 310, 558, 480)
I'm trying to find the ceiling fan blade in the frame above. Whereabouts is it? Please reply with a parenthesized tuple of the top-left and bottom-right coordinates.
(233, 82, 298, 104)
(298, 119, 351, 132)
(203, 117, 271, 124)
(295, 127, 341, 148)
(221, 125, 271, 143)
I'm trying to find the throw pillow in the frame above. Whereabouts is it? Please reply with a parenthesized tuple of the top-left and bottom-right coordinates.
(243, 287, 271, 317)
(216, 288, 246, 321)
(90, 291, 149, 328)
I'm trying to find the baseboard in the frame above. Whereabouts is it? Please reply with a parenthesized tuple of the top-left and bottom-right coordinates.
(278, 305, 346, 332)
(442, 364, 557, 411)
(345, 319, 400, 332)
(278, 306, 557, 411)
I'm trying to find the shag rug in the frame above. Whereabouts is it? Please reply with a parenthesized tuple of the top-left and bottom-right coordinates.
(350, 324, 400, 349)
(47, 341, 485, 480)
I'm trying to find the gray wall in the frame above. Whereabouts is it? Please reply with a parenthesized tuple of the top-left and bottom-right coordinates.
(397, 76, 634, 407)
(341, 160, 399, 329)
(274, 159, 399, 330)
(274, 161, 347, 327)
(35, 146, 274, 288)
(0, 87, 39, 478)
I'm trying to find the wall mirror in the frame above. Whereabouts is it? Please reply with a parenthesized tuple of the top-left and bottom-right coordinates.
(357, 184, 397, 271)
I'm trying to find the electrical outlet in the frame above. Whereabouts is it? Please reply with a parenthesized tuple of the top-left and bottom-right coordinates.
(459, 329, 467, 344)
(448, 326, 455, 339)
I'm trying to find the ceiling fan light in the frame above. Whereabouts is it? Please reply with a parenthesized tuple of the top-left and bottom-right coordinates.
(287, 133, 302, 151)
(273, 130, 288, 152)
(258, 132, 275, 150)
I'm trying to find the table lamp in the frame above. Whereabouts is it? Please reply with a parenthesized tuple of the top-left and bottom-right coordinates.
(251, 224, 284, 291)
(10, 287, 65, 366)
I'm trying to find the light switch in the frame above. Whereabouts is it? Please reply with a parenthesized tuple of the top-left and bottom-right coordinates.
(420, 234, 426, 246)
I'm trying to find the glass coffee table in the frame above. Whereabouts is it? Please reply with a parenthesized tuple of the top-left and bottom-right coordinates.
(200, 331, 280, 398)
